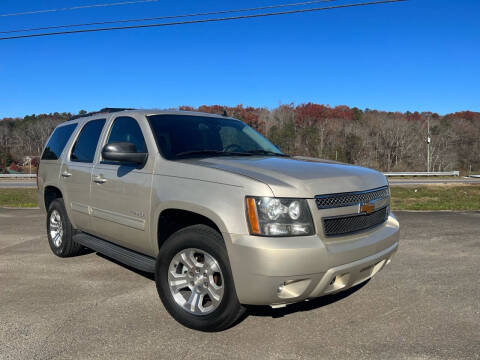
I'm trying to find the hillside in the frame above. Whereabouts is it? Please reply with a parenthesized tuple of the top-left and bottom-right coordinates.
(1, 105, 479, 173)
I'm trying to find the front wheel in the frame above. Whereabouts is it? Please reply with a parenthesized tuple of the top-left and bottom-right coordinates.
(155, 225, 245, 332)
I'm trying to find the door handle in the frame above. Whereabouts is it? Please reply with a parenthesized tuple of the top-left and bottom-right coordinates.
(61, 171, 72, 178)
(93, 175, 107, 184)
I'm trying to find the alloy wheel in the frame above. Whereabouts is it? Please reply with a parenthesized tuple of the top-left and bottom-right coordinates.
(168, 248, 224, 315)
(49, 210, 64, 247)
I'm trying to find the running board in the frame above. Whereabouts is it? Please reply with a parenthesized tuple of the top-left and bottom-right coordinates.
(74, 233, 156, 273)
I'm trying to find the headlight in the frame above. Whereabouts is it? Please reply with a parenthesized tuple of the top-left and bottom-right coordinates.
(245, 197, 314, 236)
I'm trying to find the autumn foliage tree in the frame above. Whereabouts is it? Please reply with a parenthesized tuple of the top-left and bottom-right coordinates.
(1, 105, 479, 173)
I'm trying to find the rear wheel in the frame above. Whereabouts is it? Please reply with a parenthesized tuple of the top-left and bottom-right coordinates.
(46, 198, 82, 257)
(155, 224, 245, 332)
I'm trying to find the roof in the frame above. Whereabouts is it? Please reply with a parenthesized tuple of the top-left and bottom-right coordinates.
(67, 108, 231, 122)
(68, 108, 134, 121)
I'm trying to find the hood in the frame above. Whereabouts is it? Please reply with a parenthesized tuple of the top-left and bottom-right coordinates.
(183, 156, 387, 198)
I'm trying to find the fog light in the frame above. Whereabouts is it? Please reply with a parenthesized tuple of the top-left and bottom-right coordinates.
(276, 279, 312, 299)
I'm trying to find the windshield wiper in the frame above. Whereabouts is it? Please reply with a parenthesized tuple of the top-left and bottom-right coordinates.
(175, 149, 289, 158)
(246, 150, 290, 157)
(175, 150, 254, 158)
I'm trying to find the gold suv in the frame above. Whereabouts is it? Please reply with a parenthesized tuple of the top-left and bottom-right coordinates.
(38, 109, 399, 331)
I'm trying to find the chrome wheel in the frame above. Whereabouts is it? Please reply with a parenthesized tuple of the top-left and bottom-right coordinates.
(49, 210, 63, 247)
(168, 248, 224, 315)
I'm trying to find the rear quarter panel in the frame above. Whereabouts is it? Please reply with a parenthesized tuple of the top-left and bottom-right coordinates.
(37, 161, 61, 214)
(38, 120, 82, 221)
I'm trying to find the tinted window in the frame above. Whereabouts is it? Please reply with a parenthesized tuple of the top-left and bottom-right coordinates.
(70, 119, 106, 163)
(147, 115, 282, 159)
(41, 123, 77, 160)
(107, 116, 147, 153)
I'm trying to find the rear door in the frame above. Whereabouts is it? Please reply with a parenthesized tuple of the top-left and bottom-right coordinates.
(89, 115, 154, 255)
(60, 118, 106, 233)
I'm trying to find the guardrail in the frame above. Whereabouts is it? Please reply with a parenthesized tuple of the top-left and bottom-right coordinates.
(0, 174, 37, 178)
(384, 171, 460, 177)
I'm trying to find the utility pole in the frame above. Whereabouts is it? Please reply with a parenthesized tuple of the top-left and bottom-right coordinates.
(426, 113, 431, 173)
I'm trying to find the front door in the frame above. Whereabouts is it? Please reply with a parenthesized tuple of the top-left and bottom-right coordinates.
(90, 115, 153, 255)
(60, 118, 106, 233)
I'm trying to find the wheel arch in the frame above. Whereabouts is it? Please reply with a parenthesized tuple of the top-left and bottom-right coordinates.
(44, 185, 63, 211)
(152, 201, 228, 255)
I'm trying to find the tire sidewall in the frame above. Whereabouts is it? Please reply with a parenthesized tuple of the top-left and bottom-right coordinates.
(46, 199, 71, 256)
(156, 225, 242, 331)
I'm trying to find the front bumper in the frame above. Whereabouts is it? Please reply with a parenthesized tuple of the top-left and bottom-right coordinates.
(224, 213, 399, 306)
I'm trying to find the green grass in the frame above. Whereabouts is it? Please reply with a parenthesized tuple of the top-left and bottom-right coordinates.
(0, 189, 38, 208)
(390, 185, 480, 211)
(0, 186, 479, 211)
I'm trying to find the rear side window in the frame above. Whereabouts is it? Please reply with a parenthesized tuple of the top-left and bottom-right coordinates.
(70, 119, 106, 163)
(41, 123, 77, 160)
(107, 116, 147, 153)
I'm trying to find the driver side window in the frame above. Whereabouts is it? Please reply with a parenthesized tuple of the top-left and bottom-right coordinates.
(107, 116, 147, 153)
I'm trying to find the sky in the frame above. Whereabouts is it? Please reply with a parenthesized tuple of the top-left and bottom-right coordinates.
(0, 0, 479, 118)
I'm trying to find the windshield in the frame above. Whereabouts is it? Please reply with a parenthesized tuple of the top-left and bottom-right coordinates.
(147, 114, 284, 160)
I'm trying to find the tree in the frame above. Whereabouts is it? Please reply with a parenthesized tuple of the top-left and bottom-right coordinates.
(1, 105, 479, 172)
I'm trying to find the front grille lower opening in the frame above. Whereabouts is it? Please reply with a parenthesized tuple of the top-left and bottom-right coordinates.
(323, 207, 389, 237)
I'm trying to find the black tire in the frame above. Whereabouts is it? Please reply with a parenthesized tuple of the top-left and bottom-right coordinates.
(46, 198, 82, 257)
(155, 224, 245, 332)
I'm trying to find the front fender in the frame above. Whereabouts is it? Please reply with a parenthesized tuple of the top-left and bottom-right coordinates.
(150, 201, 229, 254)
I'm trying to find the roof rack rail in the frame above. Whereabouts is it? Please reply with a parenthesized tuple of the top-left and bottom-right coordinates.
(68, 107, 135, 121)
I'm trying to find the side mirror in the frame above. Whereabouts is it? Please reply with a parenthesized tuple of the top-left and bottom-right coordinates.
(102, 142, 147, 165)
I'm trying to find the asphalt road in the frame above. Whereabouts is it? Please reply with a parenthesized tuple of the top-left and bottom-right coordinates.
(0, 181, 36, 188)
(0, 209, 479, 360)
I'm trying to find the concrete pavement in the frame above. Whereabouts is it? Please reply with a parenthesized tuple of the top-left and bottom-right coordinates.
(0, 181, 36, 188)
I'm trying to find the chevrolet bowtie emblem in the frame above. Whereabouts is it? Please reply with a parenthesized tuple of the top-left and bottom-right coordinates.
(360, 202, 375, 214)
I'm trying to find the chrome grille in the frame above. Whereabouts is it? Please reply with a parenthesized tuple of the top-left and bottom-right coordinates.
(315, 186, 390, 209)
(323, 207, 389, 237)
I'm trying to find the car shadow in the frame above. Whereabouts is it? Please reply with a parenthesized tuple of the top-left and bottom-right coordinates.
(244, 280, 369, 319)
(95, 251, 369, 322)
(95, 252, 155, 281)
